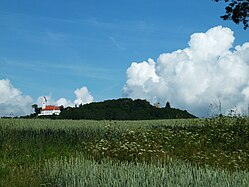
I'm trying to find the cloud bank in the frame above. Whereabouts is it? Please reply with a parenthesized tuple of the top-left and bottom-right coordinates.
(0, 79, 93, 116)
(37, 86, 94, 108)
(123, 26, 249, 117)
(0, 79, 33, 116)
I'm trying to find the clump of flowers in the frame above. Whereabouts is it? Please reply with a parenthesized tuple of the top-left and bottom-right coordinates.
(82, 117, 249, 171)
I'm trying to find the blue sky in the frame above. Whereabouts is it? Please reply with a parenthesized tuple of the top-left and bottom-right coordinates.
(0, 0, 249, 116)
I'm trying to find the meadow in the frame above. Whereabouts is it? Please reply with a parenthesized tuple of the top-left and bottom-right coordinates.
(0, 117, 249, 186)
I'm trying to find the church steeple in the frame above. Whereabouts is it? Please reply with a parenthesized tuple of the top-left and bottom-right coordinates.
(42, 96, 47, 109)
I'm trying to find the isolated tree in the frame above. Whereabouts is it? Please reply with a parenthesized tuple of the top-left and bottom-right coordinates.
(214, 0, 249, 29)
(32, 104, 38, 110)
(32, 104, 41, 115)
(165, 102, 171, 109)
(60, 105, 65, 111)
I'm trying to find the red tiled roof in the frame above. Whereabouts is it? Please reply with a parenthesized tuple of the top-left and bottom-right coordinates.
(42, 105, 61, 111)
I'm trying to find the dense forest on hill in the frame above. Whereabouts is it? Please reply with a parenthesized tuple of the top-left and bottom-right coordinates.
(57, 98, 196, 120)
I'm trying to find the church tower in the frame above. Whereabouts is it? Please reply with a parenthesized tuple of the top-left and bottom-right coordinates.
(42, 96, 47, 109)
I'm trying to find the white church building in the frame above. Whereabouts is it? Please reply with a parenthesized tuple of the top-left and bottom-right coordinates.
(38, 97, 61, 116)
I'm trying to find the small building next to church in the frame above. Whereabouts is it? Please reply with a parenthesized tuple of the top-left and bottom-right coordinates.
(38, 97, 61, 116)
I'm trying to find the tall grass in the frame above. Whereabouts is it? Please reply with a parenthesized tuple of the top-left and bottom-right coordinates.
(43, 154, 249, 187)
(0, 117, 248, 186)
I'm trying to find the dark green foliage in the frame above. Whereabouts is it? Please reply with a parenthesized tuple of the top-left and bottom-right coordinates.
(32, 104, 42, 115)
(165, 101, 171, 109)
(59, 98, 196, 120)
(214, 0, 249, 29)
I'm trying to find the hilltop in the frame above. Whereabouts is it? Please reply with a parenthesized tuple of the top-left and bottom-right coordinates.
(58, 98, 196, 120)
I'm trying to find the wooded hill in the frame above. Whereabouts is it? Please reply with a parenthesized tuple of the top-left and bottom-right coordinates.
(58, 98, 196, 120)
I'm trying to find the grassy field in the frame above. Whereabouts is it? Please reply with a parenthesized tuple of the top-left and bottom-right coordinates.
(0, 117, 249, 186)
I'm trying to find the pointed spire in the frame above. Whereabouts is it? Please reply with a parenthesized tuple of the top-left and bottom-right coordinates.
(42, 96, 47, 109)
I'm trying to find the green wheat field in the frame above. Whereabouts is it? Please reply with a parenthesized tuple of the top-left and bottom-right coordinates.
(0, 117, 249, 186)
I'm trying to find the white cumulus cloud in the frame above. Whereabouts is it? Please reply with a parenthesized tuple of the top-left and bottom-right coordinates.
(74, 86, 94, 106)
(37, 96, 74, 107)
(56, 98, 74, 107)
(37, 86, 94, 107)
(0, 79, 33, 116)
(123, 26, 249, 117)
(0, 79, 93, 116)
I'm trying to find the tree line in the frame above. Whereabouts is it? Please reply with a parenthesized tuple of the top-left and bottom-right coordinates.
(30, 98, 196, 120)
